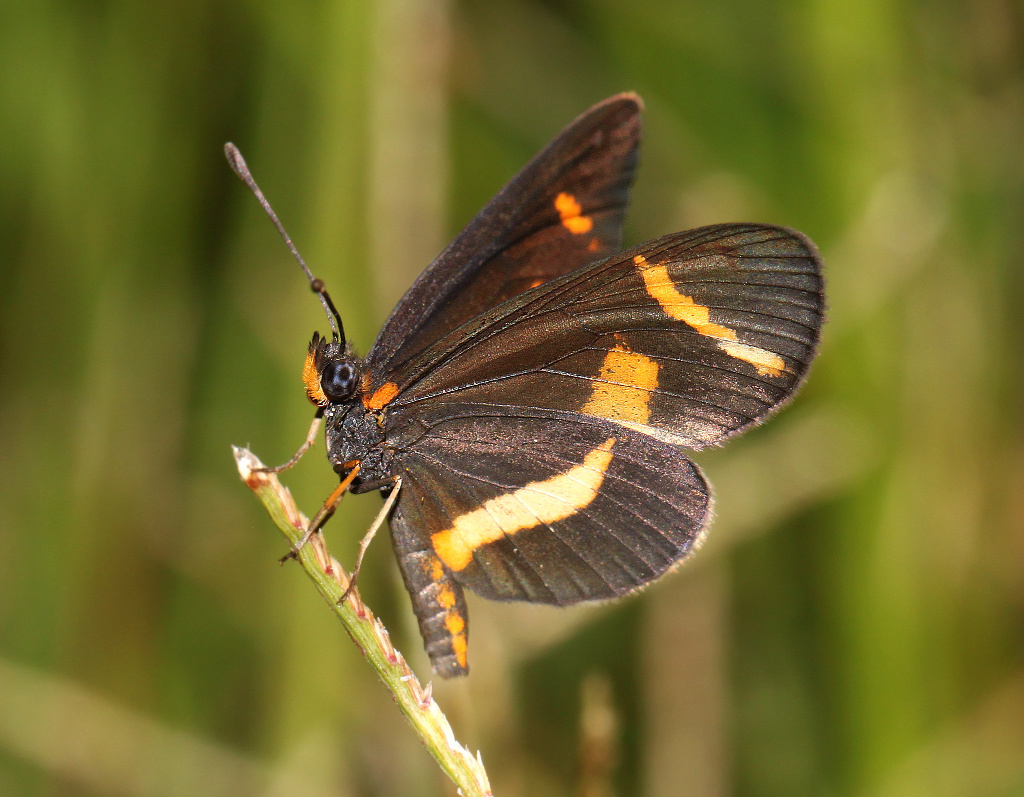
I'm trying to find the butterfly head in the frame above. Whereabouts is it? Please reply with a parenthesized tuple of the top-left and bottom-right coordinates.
(303, 331, 364, 409)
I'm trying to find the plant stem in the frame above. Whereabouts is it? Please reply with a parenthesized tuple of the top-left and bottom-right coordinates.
(233, 446, 492, 797)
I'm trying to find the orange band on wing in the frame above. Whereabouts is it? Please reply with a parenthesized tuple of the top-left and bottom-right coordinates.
(431, 438, 616, 571)
(635, 254, 787, 377)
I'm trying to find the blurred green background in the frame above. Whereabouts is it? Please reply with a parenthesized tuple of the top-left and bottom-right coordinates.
(1, 0, 1022, 795)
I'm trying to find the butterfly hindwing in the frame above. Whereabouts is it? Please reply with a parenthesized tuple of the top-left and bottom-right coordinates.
(386, 224, 824, 450)
(388, 407, 711, 676)
(368, 93, 643, 374)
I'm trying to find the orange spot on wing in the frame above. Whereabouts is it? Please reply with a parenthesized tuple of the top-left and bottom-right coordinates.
(587, 238, 602, 252)
(582, 343, 659, 425)
(363, 381, 399, 410)
(555, 192, 594, 234)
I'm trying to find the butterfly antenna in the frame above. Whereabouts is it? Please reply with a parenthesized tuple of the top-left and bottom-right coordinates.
(224, 143, 345, 344)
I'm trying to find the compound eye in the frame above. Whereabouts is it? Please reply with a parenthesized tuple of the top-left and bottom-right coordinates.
(321, 361, 358, 403)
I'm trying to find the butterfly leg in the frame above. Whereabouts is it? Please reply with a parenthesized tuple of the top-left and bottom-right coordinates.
(339, 476, 403, 603)
(256, 413, 323, 474)
(279, 460, 361, 563)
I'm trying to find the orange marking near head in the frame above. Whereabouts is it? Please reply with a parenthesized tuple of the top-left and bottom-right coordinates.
(587, 238, 602, 252)
(431, 438, 616, 572)
(634, 254, 787, 377)
(555, 192, 594, 234)
(363, 381, 399, 410)
(581, 343, 659, 425)
(303, 349, 328, 406)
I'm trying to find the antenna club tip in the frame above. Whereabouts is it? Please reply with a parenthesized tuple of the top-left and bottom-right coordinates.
(311, 278, 325, 293)
(224, 142, 248, 179)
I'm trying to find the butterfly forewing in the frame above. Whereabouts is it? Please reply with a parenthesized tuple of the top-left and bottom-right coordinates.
(385, 224, 824, 450)
(367, 94, 643, 375)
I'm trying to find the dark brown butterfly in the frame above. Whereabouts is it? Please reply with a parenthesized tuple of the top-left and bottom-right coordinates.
(230, 93, 824, 677)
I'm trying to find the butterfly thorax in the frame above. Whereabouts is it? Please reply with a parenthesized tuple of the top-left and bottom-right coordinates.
(302, 331, 393, 491)
(324, 401, 390, 489)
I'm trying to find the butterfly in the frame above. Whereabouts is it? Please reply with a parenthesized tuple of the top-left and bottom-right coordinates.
(230, 93, 824, 677)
